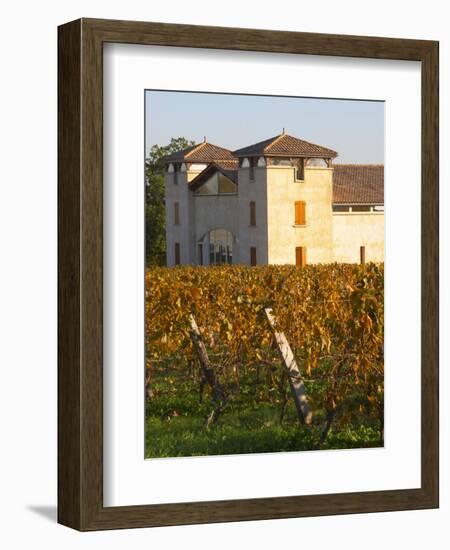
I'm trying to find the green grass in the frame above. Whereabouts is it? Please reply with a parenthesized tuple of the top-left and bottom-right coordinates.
(145, 367, 382, 459)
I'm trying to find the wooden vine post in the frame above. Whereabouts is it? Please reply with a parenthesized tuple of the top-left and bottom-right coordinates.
(265, 308, 312, 425)
(189, 314, 226, 427)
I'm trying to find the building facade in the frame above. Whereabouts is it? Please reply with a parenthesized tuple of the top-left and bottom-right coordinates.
(162, 132, 384, 267)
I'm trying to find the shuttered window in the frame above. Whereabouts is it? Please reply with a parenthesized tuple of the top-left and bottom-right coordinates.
(294, 201, 306, 225)
(250, 247, 257, 266)
(295, 246, 307, 267)
(174, 242, 180, 265)
(250, 201, 256, 226)
(174, 202, 180, 225)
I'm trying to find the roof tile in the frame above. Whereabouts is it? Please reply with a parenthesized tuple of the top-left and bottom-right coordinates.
(233, 133, 337, 158)
(332, 164, 384, 204)
(162, 141, 235, 163)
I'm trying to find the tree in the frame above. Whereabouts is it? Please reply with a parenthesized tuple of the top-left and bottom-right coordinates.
(145, 137, 195, 265)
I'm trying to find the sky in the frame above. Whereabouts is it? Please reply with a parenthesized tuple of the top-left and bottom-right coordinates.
(145, 90, 384, 164)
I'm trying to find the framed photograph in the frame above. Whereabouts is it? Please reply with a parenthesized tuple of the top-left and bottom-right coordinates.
(58, 18, 439, 530)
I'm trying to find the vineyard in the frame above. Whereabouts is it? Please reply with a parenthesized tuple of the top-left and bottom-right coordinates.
(145, 263, 384, 458)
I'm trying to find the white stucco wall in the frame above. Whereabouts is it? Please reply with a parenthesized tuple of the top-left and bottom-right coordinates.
(165, 165, 384, 266)
(193, 194, 239, 263)
(332, 212, 385, 263)
(237, 166, 268, 265)
(165, 171, 194, 266)
(266, 166, 334, 265)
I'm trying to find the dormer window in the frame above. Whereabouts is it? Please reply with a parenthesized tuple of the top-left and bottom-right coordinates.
(194, 172, 237, 195)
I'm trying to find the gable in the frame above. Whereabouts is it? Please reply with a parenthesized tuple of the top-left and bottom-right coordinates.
(194, 172, 237, 195)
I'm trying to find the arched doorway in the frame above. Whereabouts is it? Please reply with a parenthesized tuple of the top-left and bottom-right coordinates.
(198, 229, 234, 265)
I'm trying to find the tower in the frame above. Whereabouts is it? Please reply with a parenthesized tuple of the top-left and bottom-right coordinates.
(233, 132, 337, 266)
(162, 141, 237, 266)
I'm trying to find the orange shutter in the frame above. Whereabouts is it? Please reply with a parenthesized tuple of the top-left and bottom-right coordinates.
(295, 201, 306, 225)
(296, 246, 306, 267)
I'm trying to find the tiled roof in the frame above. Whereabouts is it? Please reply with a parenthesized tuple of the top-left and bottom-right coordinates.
(162, 141, 236, 163)
(213, 159, 239, 171)
(332, 164, 384, 205)
(233, 133, 338, 158)
(233, 135, 280, 156)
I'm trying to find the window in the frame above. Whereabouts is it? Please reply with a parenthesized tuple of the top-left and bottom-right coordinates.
(198, 243, 203, 266)
(250, 201, 256, 226)
(250, 247, 257, 266)
(306, 158, 328, 167)
(360, 246, 366, 265)
(295, 246, 306, 267)
(173, 164, 178, 185)
(203, 229, 233, 265)
(249, 158, 255, 181)
(174, 242, 180, 265)
(174, 202, 179, 225)
(295, 159, 304, 180)
(195, 173, 237, 195)
(218, 175, 237, 194)
(332, 205, 351, 212)
(332, 204, 375, 213)
(271, 158, 292, 166)
(294, 201, 306, 225)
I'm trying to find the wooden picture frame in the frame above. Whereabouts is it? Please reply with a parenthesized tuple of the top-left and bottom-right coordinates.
(58, 18, 439, 531)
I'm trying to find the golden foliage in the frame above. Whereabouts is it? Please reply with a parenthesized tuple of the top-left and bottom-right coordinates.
(146, 263, 384, 417)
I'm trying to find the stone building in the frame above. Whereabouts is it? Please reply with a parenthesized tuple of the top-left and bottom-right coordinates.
(162, 132, 384, 267)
